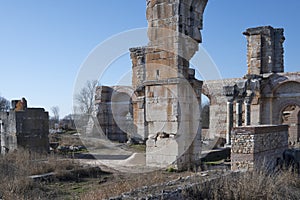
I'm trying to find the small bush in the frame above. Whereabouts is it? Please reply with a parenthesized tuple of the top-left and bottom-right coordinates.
(166, 166, 177, 173)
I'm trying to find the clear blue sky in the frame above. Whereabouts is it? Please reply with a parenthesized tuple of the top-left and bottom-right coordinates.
(0, 0, 299, 118)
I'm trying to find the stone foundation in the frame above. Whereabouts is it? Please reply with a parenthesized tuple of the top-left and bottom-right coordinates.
(231, 125, 288, 171)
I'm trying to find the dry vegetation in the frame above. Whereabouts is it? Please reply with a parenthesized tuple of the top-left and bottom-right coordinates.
(184, 169, 300, 200)
(0, 147, 299, 199)
(0, 149, 80, 199)
(80, 170, 193, 199)
(80, 168, 300, 200)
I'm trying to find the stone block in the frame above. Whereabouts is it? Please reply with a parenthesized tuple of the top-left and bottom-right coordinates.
(231, 125, 288, 171)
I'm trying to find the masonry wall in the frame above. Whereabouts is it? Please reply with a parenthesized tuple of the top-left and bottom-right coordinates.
(1, 108, 49, 154)
(244, 26, 285, 75)
(94, 86, 130, 143)
(231, 125, 288, 171)
(202, 78, 241, 139)
(15, 108, 49, 153)
(0, 111, 18, 153)
(130, 0, 208, 170)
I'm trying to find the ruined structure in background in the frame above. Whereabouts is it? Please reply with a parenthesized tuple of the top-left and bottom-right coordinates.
(93, 86, 133, 143)
(0, 98, 49, 154)
(203, 26, 300, 147)
(92, 1, 300, 171)
(92, 0, 208, 170)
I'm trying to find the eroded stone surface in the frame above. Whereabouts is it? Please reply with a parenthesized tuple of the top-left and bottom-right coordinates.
(130, 0, 207, 170)
(231, 125, 288, 171)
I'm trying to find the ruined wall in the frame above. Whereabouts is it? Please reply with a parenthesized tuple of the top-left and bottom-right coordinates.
(130, 47, 148, 141)
(202, 78, 241, 139)
(201, 26, 300, 148)
(203, 71, 300, 146)
(94, 86, 132, 143)
(259, 72, 300, 145)
(0, 111, 18, 153)
(231, 125, 288, 171)
(0, 103, 49, 154)
(15, 108, 49, 153)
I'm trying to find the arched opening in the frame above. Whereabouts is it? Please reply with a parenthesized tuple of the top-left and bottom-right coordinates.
(201, 95, 210, 127)
(201, 94, 210, 140)
(281, 105, 300, 146)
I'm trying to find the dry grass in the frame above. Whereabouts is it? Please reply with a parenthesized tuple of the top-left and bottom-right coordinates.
(80, 170, 192, 199)
(1, 147, 299, 199)
(49, 133, 85, 147)
(81, 167, 300, 199)
(184, 168, 300, 200)
(0, 148, 80, 199)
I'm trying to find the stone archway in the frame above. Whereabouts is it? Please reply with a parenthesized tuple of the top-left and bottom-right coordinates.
(270, 80, 300, 146)
(281, 104, 300, 146)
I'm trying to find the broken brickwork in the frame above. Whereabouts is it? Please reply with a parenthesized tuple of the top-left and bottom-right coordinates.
(92, 86, 133, 143)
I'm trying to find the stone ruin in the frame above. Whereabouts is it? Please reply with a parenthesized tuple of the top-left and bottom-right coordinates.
(203, 26, 300, 148)
(92, 0, 208, 170)
(92, 0, 300, 171)
(93, 85, 133, 143)
(231, 125, 288, 171)
(0, 98, 49, 154)
(130, 0, 207, 169)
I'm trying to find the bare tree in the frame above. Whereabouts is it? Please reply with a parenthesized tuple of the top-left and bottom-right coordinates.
(51, 106, 60, 122)
(0, 96, 10, 112)
(75, 80, 98, 115)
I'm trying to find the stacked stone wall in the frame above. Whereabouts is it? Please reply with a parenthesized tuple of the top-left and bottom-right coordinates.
(231, 125, 288, 171)
(202, 78, 241, 139)
(94, 86, 131, 142)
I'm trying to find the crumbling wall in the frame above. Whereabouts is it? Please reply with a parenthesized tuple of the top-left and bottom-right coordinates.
(0, 111, 18, 153)
(15, 108, 49, 153)
(231, 125, 288, 171)
(0, 100, 49, 154)
(259, 73, 300, 146)
(94, 86, 132, 143)
(202, 78, 241, 139)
